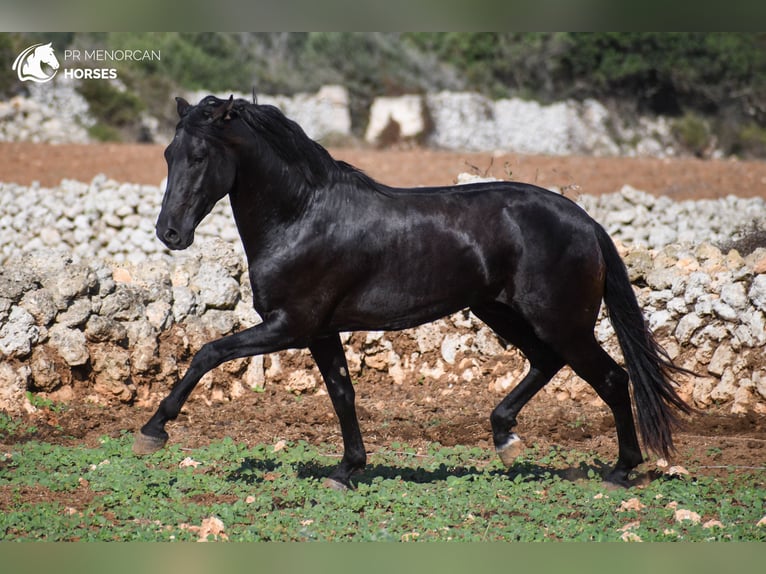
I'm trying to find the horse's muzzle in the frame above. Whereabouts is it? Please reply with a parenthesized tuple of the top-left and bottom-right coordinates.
(157, 224, 193, 250)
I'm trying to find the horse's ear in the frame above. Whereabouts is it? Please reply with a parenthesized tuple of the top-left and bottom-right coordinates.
(175, 97, 191, 118)
(212, 95, 235, 122)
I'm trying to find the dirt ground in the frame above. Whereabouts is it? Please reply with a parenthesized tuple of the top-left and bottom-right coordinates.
(3, 141, 766, 199)
(1, 142, 765, 484)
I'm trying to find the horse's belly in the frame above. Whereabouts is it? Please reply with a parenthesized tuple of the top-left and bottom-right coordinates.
(328, 254, 501, 332)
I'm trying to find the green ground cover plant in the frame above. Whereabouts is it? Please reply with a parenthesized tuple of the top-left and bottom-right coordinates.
(1, 434, 763, 542)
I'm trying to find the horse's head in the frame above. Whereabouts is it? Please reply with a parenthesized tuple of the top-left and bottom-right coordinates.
(36, 43, 59, 70)
(157, 95, 238, 250)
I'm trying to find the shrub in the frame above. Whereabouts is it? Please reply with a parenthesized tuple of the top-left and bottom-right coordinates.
(671, 113, 713, 157)
(77, 80, 144, 127)
(718, 222, 766, 256)
(734, 123, 766, 158)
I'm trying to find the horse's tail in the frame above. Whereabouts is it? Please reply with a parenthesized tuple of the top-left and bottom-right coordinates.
(595, 223, 693, 459)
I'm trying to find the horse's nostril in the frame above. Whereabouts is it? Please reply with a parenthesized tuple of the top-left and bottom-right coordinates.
(159, 226, 183, 248)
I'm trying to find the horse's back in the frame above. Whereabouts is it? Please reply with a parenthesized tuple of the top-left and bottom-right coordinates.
(305, 179, 604, 333)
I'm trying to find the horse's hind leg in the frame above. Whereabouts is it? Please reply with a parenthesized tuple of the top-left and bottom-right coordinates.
(471, 303, 564, 466)
(556, 336, 644, 485)
(309, 334, 366, 490)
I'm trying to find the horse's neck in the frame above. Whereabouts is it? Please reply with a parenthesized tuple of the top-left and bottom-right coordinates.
(23, 53, 43, 76)
(23, 55, 39, 73)
(240, 147, 314, 212)
(228, 164, 312, 260)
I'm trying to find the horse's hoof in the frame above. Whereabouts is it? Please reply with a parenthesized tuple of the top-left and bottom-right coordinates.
(322, 477, 350, 491)
(496, 433, 525, 467)
(132, 431, 168, 455)
(603, 469, 632, 489)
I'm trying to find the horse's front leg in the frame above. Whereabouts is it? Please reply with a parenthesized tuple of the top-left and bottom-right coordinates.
(309, 334, 366, 490)
(133, 312, 303, 455)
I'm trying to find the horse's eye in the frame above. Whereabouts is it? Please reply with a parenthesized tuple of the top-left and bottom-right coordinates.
(191, 156, 205, 165)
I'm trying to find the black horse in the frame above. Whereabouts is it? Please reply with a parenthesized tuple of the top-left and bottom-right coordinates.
(134, 95, 692, 488)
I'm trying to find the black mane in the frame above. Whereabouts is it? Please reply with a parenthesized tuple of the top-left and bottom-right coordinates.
(183, 95, 378, 190)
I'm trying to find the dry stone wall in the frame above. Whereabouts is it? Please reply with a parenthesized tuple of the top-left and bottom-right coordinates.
(2, 85, 706, 157)
(0, 81, 92, 144)
(1, 174, 765, 416)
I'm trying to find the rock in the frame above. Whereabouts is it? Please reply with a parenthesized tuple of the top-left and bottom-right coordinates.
(674, 313, 704, 345)
(123, 319, 156, 349)
(284, 371, 317, 394)
(345, 346, 363, 376)
(474, 327, 504, 356)
(426, 92, 496, 151)
(414, 321, 445, 354)
(191, 262, 240, 310)
(171, 286, 198, 322)
(243, 355, 266, 391)
(47, 324, 89, 366)
(710, 369, 738, 403)
(684, 272, 712, 304)
(745, 249, 766, 274)
(674, 509, 701, 524)
(56, 298, 92, 328)
(234, 298, 261, 327)
(45, 263, 97, 309)
(389, 358, 408, 385)
(623, 249, 653, 283)
(691, 377, 715, 407)
(364, 349, 392, 371)
(648, 225, 677, 248)
(365, 95, 428, 145)
(130, 338, 159, 375)
(666, 297, 688, 317)
(646, 268, 678, 291)
(29, 345, 67, 392)
(720, 282, 748, 310)
(131, 260, 173, 305)
(84, 315, 128, 345)
(0, 306, 39, 358)
(748, 275, 766, 311)
(694, 295, 715, 317)
(744, 311, 766, 346)
(690, 325, 728, 349)
(0, 267, 37, 302)
(93, 263, 116, 297)
(648, 309, 673, 331)
(707, 344, 734, 376)
(419, 360, 446, 381)
(755, 372, 766, 401)
(712, 300, 738, 322)
(493, 372, 516, 394)
(19, 288, 57, 326)
(695, 243, 722, 261)
(91, 345, 134, 402)
(440, 333, 472, 365)
(0, 297, 11, 323)
(145, 300, 173, 330)
(0, 363, 32, 414)
(199, 309, 237, 337)
(732, 385, 754, 414)
(100, 287, 145, 321)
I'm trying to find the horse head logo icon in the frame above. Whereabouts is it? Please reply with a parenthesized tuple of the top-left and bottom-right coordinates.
(12, 42, 60, 83)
